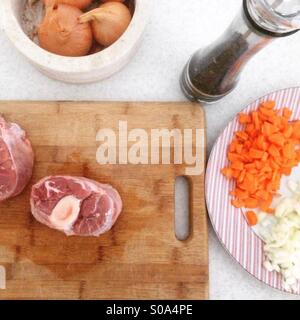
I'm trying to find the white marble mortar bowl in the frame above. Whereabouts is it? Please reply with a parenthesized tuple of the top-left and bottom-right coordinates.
(0, 0, 151, 83)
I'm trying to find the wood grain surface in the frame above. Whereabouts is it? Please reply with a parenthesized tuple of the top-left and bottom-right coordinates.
(0, 101, 208, 300)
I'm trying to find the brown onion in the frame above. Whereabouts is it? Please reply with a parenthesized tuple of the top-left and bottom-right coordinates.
(44, 0, 93, 10)
(38, 3, 93, 57)
(28, 0, 38, 5)
(79, 2, 131, 47)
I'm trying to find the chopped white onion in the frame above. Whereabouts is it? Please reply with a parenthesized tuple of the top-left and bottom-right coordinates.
(263, 181, 300, 291)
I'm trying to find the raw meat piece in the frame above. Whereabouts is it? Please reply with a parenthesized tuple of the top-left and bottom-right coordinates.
(30, 176, 122, 236)
(0, 116, 34, 201)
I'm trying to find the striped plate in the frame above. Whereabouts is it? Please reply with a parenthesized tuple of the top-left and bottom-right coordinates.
(206, 87, 300, 294)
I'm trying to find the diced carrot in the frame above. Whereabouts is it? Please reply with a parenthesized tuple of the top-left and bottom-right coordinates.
(244, 140, 252, 149)
(259, 107, 275, 118)
(273, 156, 282, 166)
(283, 126, 293, 139)
(231, 170, 239, 179)
(269, 158, 280, 170)
(235, 131, 249, 141)
(244, 198, 258, 209)
(262, 152, 268, 162)
(261, 164, 272, 173)
(221, 101, 299, 215)
(280, 167, 292, 176)
(291, 138, 300, 145)
(229, 142, 236, 153)
(245, 172, 255, 182)
(283, 108, 292, 119)
(252, 112, 260, 130)
(231, 199, 244, 209)
(239, 180, 250, 191)
(260, 198, 273, 212)
(244, 163, 256, 170)
(248, 169, 258, 174)
(228, 152, 244, 162)
(249, 148, 265, 159)
(235, 189, 249, 200)
(269, 144, 280, 158)
(255, 161, 263, 170)
(256, 135, 268, 150)
(231, 161, 244, 171)
(258, 174, 267, 183)
(262, 122, 279, 136)
(239, 113, 251, 124)
(237, 169, 246, 183)
(245, 177, 258, 195)
(246, 211, 258, 226)
(292, 122, 300, 139)
(221, 168, 233, 179)
(282, 142, 295, 159)
(236, 144, 243, 154)
(261, 101, 275, 109)
(285, 159, 298, 168)
(271, 170, 277, 181)
(268, 115, 281, 127)
(280, 117, 289, 130)
(255, 190, 270, 201)
(266, 182, 273, 193)
(246, 124, 256, 136)
(268, 133, 286, 147)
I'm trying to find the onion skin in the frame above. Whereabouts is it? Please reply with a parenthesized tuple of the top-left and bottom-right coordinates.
(44, 0, 93, 10)
(38, 4, 93, 57)
(102, 0, 125, 2)
(79, 2, 132, 47)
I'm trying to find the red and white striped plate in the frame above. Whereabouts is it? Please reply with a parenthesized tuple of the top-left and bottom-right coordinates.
(206, 87, 300, 294)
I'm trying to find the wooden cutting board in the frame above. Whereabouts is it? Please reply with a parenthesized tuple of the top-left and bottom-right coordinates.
(0, 101, 208, 300)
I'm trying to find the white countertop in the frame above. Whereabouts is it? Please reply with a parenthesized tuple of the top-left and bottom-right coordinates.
(1, 0, 300, 300)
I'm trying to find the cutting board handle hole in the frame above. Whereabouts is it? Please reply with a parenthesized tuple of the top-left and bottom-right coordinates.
(0, 266, 6, 290)
(175, 176, 190, 241)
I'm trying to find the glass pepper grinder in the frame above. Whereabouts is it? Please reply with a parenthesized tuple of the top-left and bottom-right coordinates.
(181, 0, 300, 103)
